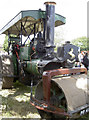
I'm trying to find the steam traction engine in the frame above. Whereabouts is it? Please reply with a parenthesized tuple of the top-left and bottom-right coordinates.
(0, 2, 89, 119)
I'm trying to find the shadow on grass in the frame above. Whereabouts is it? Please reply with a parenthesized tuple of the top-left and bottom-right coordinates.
(1, 81, 40, 118)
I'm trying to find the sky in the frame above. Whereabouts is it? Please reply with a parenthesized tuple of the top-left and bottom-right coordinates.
(0, 0, 88, 45)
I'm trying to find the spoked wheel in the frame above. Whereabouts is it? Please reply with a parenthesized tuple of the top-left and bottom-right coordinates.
(0, 55, 14, 89)
(19, 71, 40, 86)
(19, 71, 31, 86)
(35, 80, 67, 119)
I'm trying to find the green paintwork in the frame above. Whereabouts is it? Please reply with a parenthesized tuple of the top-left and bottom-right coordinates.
(22, 10, 46, 20)
(0, 10, 66, 36)
(20, 46, 32, 61)
(25, 59, 40, 75)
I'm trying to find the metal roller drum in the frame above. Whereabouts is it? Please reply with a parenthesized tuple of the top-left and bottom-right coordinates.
(35, 73, 88, 118)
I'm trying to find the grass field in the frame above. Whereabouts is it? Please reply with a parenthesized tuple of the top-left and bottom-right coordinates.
(0, 81, 40, 119)
(0, 74, 89, 120)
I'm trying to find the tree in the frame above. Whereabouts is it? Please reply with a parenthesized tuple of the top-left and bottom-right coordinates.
(3, 35, 8, 52)
(3, 34, 18, 52)
(71, 36, 89, 51)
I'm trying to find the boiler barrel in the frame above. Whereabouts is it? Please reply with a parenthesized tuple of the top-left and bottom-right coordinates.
(24, 60, 40, 75)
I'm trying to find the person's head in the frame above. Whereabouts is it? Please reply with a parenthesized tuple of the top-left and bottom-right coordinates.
(85, 52, 88, 57)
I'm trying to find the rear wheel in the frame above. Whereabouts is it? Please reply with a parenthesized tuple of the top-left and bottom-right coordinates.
(19, 71, 40, 86)
(0, 55, 14, 89)
(2, 77, 14, 89)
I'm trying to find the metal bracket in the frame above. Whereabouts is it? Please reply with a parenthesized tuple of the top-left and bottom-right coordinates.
(42, 67, 87, 102)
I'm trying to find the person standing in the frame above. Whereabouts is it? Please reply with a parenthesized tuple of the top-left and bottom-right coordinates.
(82, 52, 89, 70)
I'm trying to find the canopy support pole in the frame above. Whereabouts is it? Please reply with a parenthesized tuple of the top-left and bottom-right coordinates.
(21, 22, 23, 46)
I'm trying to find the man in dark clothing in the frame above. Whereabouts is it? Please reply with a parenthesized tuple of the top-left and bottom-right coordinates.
(83, 52, 89, 70)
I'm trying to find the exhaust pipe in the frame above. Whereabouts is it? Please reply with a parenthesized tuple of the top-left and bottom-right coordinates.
(44, 2, 56, 52)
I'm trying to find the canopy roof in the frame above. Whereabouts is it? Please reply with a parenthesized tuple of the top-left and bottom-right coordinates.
(0, 10, 66, 36)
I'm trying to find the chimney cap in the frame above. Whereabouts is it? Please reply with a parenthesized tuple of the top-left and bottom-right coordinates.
(44, 1, 56, 5)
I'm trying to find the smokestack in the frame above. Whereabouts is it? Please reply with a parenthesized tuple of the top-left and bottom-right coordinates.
(44, 2, 56, 52)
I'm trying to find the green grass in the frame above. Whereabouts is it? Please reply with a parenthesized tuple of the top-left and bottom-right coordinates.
(0, 81, 40, 118)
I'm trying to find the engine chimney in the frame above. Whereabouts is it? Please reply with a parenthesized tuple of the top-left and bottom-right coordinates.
(44, 2, 56, 52)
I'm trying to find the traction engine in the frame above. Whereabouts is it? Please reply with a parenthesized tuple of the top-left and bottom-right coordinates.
(0, 1, 88, 119)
